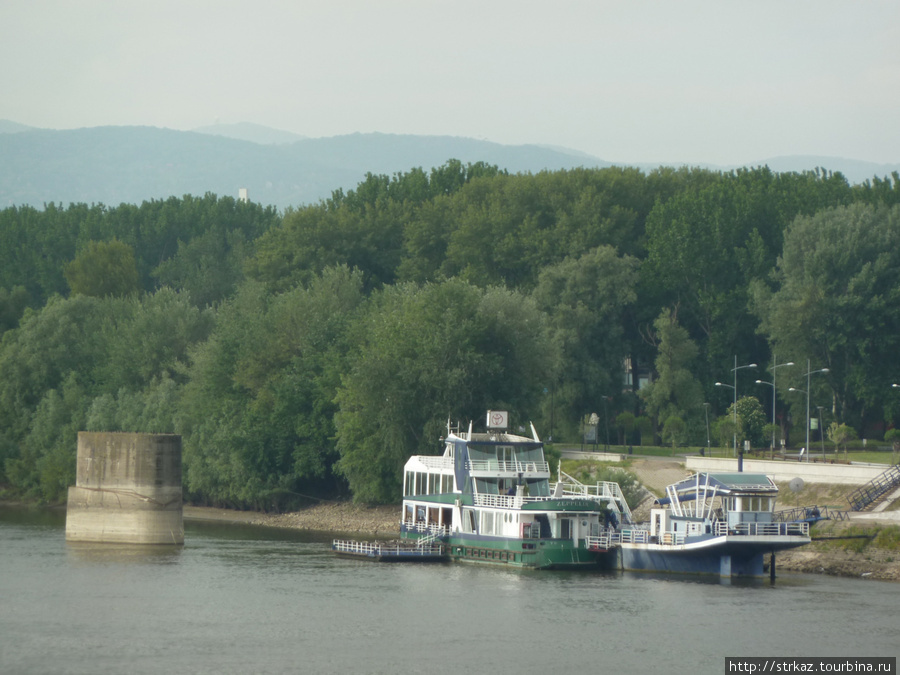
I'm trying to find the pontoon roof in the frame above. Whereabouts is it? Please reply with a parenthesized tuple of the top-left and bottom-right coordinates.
(669, 472, 778, 495)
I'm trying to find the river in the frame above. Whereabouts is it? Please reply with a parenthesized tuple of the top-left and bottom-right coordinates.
(1, 506, 896, 675)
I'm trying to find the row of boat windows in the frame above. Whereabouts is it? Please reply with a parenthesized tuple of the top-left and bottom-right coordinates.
(453, 547, 525, 563)
(726, 497, 775, 512)
(405, 472, 454, 497)
(466, 445, 543, 465)
(473, 478, 550, 496)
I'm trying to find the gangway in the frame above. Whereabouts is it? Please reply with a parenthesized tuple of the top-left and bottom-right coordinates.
(773, 505, 848, 523)
(556, 466, 634, 525)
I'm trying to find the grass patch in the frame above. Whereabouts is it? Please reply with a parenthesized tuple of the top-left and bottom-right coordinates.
(809, 521, 900, 554)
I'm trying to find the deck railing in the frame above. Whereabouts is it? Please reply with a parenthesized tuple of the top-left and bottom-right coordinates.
(467, 460, 549, 474)
(332, 539, 444, 557)
(714, 521, 809, 537)
(584, 520, 808, 550)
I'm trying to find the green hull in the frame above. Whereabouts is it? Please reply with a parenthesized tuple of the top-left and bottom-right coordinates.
(443, 535, 599, 570)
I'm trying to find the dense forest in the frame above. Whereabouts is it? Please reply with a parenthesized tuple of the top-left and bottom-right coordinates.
(1, 162, 900, 509)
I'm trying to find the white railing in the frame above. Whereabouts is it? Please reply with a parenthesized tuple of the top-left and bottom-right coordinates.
(472, 493, 539, 508)
(403, 522, 449, 537)
(466, 460, 549, 474)
(585, 520, 809, 551)
(332, 539, 444, 557)
(557, 470, 634, 524)
(716, 521, 810, 537)
(414, 456, 454, 470)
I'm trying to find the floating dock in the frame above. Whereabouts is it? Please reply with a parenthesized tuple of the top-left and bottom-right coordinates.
(332, 539, 446, 562)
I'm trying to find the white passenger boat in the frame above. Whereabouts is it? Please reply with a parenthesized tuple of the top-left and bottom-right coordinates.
(400, 411, 633, 569)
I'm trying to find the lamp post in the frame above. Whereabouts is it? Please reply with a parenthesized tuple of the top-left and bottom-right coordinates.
(716, 356, 757, 457)
(816, 405, 825, 460)
(703, 402, 711, 455)
(789, 359, 829, 462)
(755, 356, 794, 456)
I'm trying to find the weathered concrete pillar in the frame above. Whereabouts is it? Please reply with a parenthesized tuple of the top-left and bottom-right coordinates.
(65, 432, 183, 544)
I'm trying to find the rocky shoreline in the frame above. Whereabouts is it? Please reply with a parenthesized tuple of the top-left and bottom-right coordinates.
(185, 501, 900, 582)
(185, 502, 401, 537)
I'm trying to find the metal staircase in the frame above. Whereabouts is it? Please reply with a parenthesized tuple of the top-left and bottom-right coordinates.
(847, 463, 900, 511)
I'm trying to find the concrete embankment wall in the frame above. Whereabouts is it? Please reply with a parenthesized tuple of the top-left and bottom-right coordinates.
(685, 455, 885, 485)
(65, 432, 183, 544)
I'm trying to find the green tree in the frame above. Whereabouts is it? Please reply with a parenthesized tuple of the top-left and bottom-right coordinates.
(178, 267, 365, 509)
(752, 203, 900, 432)
(615, 411, 636, 446)
(334, 279, 553, 503)
(827, 421, 857, 459)
(0, 285, 31, 335)
(728, 396, 768, 449)
(532, 246, 639, 434)
(640, 308, 704, 430)
(634, 415, 653, 447)
(661, 415, 687, 453)
(64, 239, 140, 298)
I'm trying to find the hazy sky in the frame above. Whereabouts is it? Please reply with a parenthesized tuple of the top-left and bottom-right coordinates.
(3, 1, 898, 165)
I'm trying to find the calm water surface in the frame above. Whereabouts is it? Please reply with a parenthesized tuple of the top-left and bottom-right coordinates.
(1, 507, 896, 675)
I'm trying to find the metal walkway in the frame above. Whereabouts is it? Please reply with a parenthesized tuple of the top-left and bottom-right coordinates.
(773, 505, 848, 523)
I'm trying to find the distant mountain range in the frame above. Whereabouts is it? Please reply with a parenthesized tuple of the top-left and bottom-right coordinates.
(1, 121, 896, 210)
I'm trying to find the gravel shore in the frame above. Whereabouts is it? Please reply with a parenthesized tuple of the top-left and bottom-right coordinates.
(184, 502, 401, 537)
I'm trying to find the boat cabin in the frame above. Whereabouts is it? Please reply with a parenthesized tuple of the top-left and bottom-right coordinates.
(650, 472, 780, 539)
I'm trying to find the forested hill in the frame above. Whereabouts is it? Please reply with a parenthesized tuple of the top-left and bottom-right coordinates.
(0, 125, 612, 210)
(1, 163, 900, 510)
(2, 123, 899, 211)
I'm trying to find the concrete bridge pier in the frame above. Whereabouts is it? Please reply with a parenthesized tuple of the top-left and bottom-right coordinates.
(65, 432, 183, 545)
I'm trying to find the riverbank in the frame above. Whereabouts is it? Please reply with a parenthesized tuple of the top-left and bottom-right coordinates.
(185, 502, 400, 537)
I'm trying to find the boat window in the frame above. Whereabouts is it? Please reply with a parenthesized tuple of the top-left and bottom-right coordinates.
(474, 478, 500, 494)
(404, 472, 413, 497)
(497, 446, 513, 469)
(526, 478, 550, 497)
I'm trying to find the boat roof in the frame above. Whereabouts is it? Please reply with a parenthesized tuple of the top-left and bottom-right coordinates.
(450, 431, 540, 446)
(669, 472, 778, 495)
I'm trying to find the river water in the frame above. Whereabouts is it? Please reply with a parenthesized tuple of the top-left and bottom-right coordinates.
(1, 506, 896, 675)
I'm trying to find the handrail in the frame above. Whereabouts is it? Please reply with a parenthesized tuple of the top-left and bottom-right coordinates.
(773, 505, 848, 522)
(557, 470, 634, 524)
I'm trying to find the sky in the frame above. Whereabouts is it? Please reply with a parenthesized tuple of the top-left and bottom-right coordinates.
(2, 1, 899, 166)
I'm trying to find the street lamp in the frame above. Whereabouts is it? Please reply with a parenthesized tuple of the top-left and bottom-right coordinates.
(816, 405, 825, 460)
(755, 356, 794, 455)
(716, 356, 757, 457)
(789, 359, 830, 462)
(703, 402, 711, 455)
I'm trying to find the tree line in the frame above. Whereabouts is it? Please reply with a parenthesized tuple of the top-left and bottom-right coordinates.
(1, 162, 899, 508)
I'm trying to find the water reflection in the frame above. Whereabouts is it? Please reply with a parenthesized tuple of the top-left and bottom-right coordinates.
(65, 541, 183, 565)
